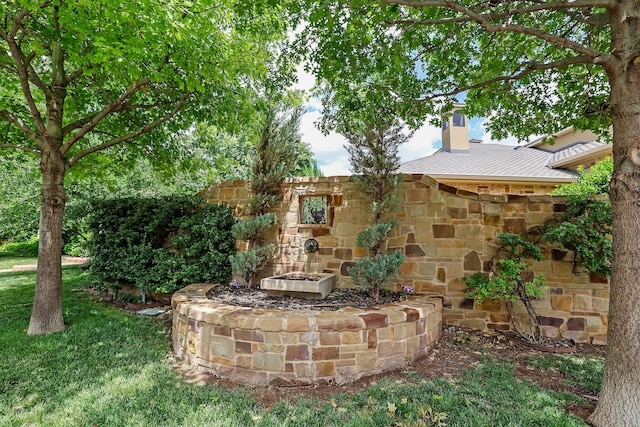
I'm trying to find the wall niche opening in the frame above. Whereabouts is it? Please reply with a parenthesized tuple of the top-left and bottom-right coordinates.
(300, 195, 328, 225)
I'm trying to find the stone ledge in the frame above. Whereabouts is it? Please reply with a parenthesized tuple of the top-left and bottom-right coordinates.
(173, 284, 442, 385)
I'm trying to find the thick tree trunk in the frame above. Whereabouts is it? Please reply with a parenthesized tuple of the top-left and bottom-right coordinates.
(27, 149, 67, 335)
(589, 38, 640, 425)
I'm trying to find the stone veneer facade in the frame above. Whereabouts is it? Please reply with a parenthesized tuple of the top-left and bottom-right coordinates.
(437, 180, 560, 196)
(198, 175, 610, 344)
(172, 284, 442, 385)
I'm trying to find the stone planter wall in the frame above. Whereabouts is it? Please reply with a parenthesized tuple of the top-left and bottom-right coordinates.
(172, 284, 442, 385)
(198, 175, 610, 344)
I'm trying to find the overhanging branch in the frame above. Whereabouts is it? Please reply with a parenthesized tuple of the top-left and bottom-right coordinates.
(62, 98, 180, 137)
(382, 0, 611, 60)
(384, 0, 613, 10)
(61, 77, 151, 155)
(0, 109, 42, 144)
(416, 55, 594, 101)
(68, 94, 189, 167)
(0, 143, 41, 156)
(2, 16, 48, 144)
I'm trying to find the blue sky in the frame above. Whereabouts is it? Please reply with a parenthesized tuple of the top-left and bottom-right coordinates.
(294, 67, 502, 176)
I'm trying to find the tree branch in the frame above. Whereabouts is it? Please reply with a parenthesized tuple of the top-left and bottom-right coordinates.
(68, 94, 189, 167)
(61, 99, 178, 137)
(24, 50, 53, 98)
(2, 10, 48, 143)
(383, 0, 614, 10)
(60, 78, 151, 155)
(66, 68, 83, 83)
(382, 0, 612, 60)
(416, 55, 594, 101)
(8, 9, 31, 39)
(0, 143, 41, 156)
(388, 10, 609, 27)
(0, 109, 42, 144)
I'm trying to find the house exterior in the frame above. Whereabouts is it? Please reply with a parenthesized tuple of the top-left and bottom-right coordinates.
(399, 105, 612, 195)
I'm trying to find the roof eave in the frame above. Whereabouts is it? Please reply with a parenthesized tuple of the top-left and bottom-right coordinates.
(427, 173, 577, 183)
(546, 144, 611, 168)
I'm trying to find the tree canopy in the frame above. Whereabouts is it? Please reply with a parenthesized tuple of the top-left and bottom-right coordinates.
(0, 1, 292, 164)
(299, 1, 611, 138)
(0, 0, 296, 335)
(298, 2, 640, 425)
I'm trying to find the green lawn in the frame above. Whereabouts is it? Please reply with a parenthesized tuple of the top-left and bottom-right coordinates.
(0, 255, 38, 270)
(0, 267, 592, 426)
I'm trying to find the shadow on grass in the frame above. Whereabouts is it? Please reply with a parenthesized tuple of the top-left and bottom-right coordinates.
(0, 267, 590, 427)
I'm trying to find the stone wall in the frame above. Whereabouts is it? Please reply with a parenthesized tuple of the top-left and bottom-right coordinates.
(436, 180, 560, 196)
(172, 284, 442, 385)
(199, 175, 609, 344)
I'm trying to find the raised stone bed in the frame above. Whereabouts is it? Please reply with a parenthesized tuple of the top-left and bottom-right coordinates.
(172, 283, 442, 385)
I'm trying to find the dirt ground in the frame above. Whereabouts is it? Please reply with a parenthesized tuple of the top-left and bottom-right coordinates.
(172, 324, 604, 425)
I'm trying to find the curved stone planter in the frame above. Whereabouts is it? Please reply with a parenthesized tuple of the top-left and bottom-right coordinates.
(172, 284, 442, 385)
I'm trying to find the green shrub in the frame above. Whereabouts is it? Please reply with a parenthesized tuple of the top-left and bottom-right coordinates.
(229, 244, 275, 288)
(348, 251, 405, 299)
(355, 220, 397, 255)
(544, 196, 611, 277)
(88, 195, 236, 295)
(552, 156, 612, 196)
(0, 237, 39, 256)
(463, 233, 546, 343)
(231, 213, 277, 244)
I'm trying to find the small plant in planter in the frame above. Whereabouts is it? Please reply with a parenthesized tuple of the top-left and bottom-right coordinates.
(348, 220, 405, 299)
(463, 233, 546, 343)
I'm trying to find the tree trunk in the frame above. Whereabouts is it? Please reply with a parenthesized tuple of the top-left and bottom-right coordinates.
(27, 152, 67, 335)
(589, 36, 640, 424)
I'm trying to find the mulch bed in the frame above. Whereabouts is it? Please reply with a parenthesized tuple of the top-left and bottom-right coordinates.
(206, 285, 406, 310)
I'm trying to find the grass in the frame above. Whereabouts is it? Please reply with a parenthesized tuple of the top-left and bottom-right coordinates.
(0, 267, 592, 426)
(527, 354, 604, 395)
(0, 254, 39, 270)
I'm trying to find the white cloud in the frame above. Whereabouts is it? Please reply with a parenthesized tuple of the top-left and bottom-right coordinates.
(320, 159, 352, 176)
(300, 109, 447, 175)
(399, 122, 441, 162)
(292, 63, 316, 92)
(300, 111, 349, 161)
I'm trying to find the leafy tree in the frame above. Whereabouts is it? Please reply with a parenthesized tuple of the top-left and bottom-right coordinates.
(247, 103, 308, 215)
(553, 156, 613, 196)
(299, 1, 638, 422)
(344, 113, 410, 222)
(0, 1, 292, 335)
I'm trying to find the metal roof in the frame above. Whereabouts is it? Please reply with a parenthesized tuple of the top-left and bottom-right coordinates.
(545, 141, 609, 168)
(399, 143, 578, 182)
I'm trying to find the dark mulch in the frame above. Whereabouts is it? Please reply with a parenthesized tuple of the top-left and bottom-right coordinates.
(206, 285, 406, 310)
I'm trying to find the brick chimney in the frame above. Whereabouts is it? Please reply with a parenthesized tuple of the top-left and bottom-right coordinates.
(442, 104, 469, 153)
